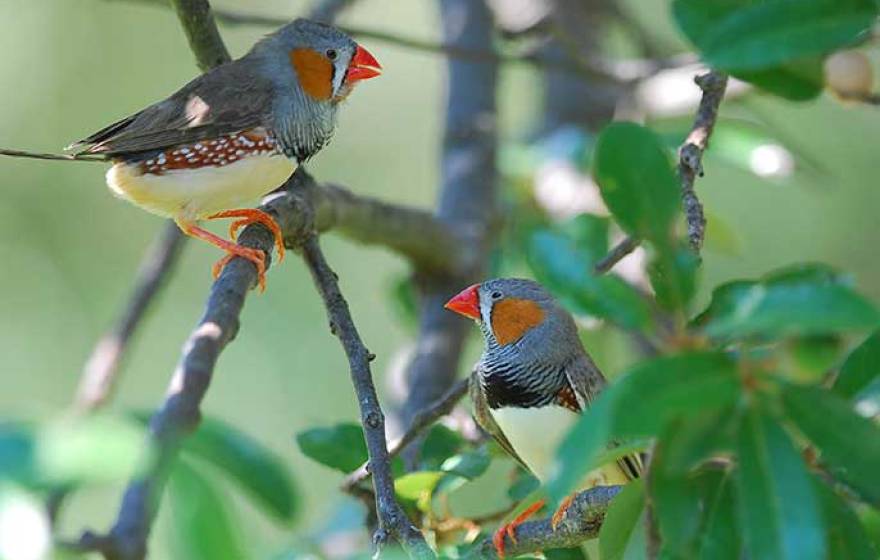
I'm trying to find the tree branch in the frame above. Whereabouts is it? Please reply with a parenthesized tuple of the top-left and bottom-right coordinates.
(678, 71, 728, 252)
(301, 233, 434, 559)
(465, 486, 621, 559)
(397, 0, 499, 468)
(169, 0, 230, 71)
(343, 377, 469, 491)
(75, 222, 185, 412)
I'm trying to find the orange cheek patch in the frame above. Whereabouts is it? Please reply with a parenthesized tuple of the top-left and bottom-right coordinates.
(289, 48, 333, 101)
(490, 298, 545, 346)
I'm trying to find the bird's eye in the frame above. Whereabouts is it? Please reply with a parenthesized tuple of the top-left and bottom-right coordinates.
(326, 49, 338, 61)
(491, 291, 502, 300)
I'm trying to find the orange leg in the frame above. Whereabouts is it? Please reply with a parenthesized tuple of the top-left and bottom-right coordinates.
(551, 495, 575, 530)
(493, 500, 545, 559)
(176, 220, 268, 292)
(207, 209, 285, 263)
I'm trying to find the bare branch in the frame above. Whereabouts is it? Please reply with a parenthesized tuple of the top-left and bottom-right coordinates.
(678, 71, 728, 252)
(343, 377, 469, 491)
(397, 0, 500, 468)
(308, 0, 358, 23)
(301, 234, 434, 559)
(594, 236, 640, 275)
(169, 0, 230, 71)
(465, 486, 621, 559)
(76, 223, 185, 412)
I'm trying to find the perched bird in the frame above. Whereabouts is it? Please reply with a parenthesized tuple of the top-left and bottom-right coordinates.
(69, 19, 381, 290)
(445, 278, 641, 558)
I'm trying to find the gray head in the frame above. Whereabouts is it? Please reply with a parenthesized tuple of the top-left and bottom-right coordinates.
(249, 19, 381, 162)
(445, 278, 584, 364)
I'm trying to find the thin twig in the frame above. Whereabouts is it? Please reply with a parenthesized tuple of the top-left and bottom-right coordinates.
(594, 236, 640, 274)
(343, 377, 469, 491)
(465, 486, 621, 559)
(0, 148, 105, 162)
(301, 234, 434, 560)
(678, 71, 728, 252)
(76, 223, 185, 413)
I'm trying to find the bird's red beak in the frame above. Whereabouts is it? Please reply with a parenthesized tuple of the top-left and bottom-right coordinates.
(345, 44, 382, 85)
(444, 284, 481, 320)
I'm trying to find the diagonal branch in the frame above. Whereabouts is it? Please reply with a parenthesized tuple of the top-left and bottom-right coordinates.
(678, 70, 728, 252)
(343, 377, 469, 491)
(464, 486, 621, 559)
(301, 233, 434, 559)
(76, 222, 185, 412)
(397, 0, 499, 468)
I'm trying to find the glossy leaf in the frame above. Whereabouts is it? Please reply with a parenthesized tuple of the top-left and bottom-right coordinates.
(296, 423, 367, 473)
(648, 244, 699, 312)
(834, 329, 880, 399)
(394, 471, 444, 502)
(651, 416, 736, 557)
(695, 264, 880, 340)
(673, 0, 875, 71)
(440, 449, 490, 480)
(547, 352, 739, 502)
(507, 469, 540, 502)
(527, 229, 653, 330)
(593, 122, 680, 245)
(599, 479, 646, 560)
(420, 425, 464, 471)
(182, 417, 298, 522)
(168, 459, 246, 560)
(735, 405, 825, 560)
(0, 422, 36, 486)
(781, 383, 880, 504)
(732, 59, 825, 101)
(814, 477, 877, 560)
(695, 471, 741, 560)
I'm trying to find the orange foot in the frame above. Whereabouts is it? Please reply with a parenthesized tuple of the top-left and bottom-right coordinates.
(176, 219, 269, 292)
(493, 500, 545, 559)
(207, 209, 285, 263)
(550, 495, 575, 530)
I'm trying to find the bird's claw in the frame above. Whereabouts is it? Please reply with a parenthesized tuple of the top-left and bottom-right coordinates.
(211, 246, 267, 292)
(550, 495, 575, 531)
(492, 500, 545, 558)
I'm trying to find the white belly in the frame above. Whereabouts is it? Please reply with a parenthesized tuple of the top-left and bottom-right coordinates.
(491, 405, 632, 486)
(491, 405, 578, 481)
(106, 154, 296, 220)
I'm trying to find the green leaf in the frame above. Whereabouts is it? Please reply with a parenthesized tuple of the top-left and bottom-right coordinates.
(394, 471, 444, 502)
(650, 416, 737, 557)
(593, 122, 680, 245)
(561, 214, 610, 262)
(168, 459, 246, 560)
(182, 417, 298, 522)
(814, 477, 877, 560)
(783, 335, 844, 383)
(695, 471, 741, 560)
(507, 469, 540, 502)
(695, 264, 880, 341)
(0, 422, 36, 486)
(527, 229, 653, 330)
(734, 405, 825, 560)
(834, 329, 880, 399)
(296, 423, 367, 473)
(420, 425, 464, 471)
(547, 352, 739, 502)
(780, 383, 880, 505)
(599, 478, 646, 560)
(440, 449, 490, 480)
(648, 244, 700, 312)
(733, 58, 825, 101)
(37, 415, 147, 485)
(544, 547, 589, 560)
(674, 0, 875, 71)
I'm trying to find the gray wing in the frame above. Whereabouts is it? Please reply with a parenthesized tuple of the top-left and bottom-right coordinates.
(72, 59, 275, 156)
(564, 353, 643, 480)
(469, 370, 532, 473)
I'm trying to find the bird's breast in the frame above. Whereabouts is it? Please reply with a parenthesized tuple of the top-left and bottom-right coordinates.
(490, 405, 577, 481)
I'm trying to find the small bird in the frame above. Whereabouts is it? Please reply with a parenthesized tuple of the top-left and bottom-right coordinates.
(69, 19, 381, 290)
(445, 278, 641, 558)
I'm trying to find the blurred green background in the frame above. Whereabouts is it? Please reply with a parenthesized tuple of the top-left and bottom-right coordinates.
(2, 0, 880, 558)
